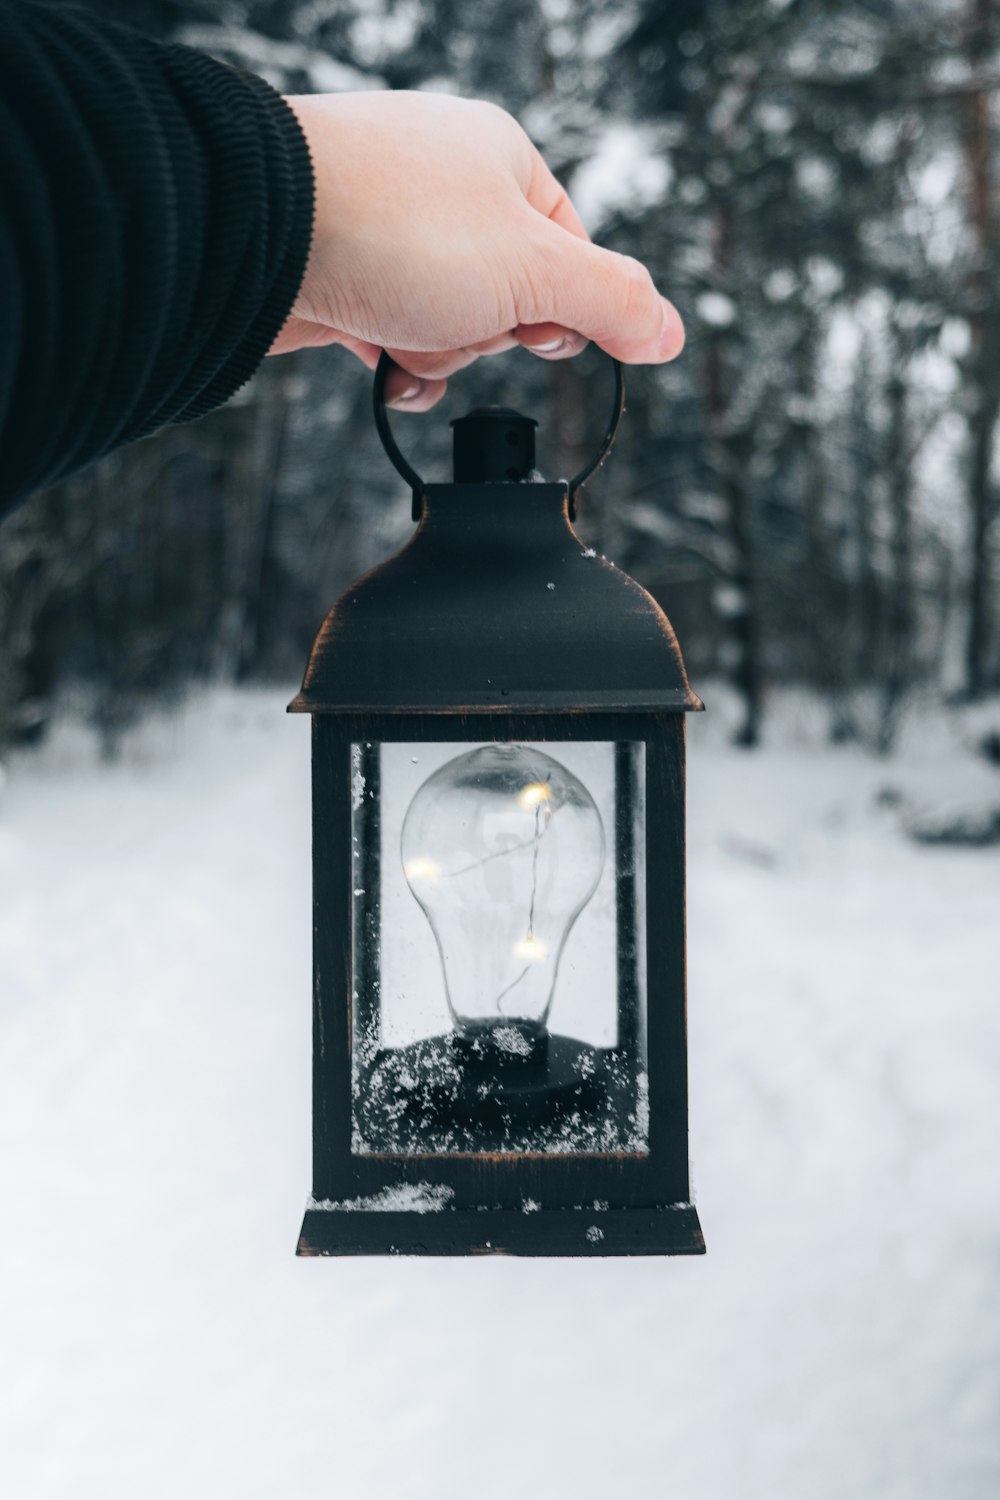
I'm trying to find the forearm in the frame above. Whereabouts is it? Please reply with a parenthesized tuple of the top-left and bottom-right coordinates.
(0, 8, 684, 516)
(0, 1, 313, 517)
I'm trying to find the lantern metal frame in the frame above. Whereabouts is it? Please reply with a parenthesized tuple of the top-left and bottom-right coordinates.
(290, 358, 704, 1257)
(296, 708, 698, 1255)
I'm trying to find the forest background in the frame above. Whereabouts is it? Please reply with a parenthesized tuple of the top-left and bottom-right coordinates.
(2, 0, 999, 757)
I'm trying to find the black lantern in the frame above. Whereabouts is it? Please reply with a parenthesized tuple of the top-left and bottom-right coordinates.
(290, 353, 705, 1257)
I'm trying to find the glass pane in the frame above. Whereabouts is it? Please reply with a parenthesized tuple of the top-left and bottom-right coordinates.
(350, 740, 647, 1155)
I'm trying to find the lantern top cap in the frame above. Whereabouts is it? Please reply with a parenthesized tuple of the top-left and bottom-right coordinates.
(450, 405, 539, 484)
(449, 405, 536, 423)
(373, 350, 625, 511)
(450, 406, 538, 427)
(289, 354, 702, 715)
(289, 480, 703, 714)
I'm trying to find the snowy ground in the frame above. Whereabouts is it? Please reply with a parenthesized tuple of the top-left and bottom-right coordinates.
(1, 687, 998, 1500)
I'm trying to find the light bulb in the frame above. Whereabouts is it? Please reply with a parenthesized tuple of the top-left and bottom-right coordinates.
(401, 744, 605, 1047)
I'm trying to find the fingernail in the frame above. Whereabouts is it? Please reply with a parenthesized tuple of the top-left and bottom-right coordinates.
(392, 378, 424, 404)
(527, 337, 566, 354)
(659, 298, 672, 346)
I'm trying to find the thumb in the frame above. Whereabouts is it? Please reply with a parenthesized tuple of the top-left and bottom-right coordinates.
(517, 225, 685, 364)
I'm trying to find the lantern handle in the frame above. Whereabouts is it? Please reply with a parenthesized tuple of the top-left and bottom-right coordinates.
(373, 349, 625, 521)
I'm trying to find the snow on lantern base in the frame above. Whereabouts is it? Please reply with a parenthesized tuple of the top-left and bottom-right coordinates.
(297, 1199, 703, 1258)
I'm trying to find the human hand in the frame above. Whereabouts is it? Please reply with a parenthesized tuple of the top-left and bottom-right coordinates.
(271, 91, 684, 408)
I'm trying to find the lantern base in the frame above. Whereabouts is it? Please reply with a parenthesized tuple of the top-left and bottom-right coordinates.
(297, 1202, 704, 1258)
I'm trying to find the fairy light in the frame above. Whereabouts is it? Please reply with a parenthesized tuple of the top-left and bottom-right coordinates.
(517, 780, 552, 810)
(512, 934, 547, 962)
(404, 856, 440, 882)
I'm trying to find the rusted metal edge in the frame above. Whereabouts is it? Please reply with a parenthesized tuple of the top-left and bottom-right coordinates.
(287, 690, 705, 715)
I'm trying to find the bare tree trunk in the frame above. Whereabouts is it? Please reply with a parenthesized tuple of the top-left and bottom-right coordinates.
(961, 0, 1000, 697)
(235, 361, 293, 680)
(965, 379, 1000, 695)
(849, 337, 882, 700)
(876, 341, 914, 753)
(213, 397, 263, 683)
(705, 213, 762, 746)
(550, 357, 589, 493)
(0, 505, 50, 745)
(793, 313, 860, 741)
(212, 361, 292, 683)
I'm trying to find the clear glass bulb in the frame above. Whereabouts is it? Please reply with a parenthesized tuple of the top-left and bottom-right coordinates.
(401, 744, 605, 1044)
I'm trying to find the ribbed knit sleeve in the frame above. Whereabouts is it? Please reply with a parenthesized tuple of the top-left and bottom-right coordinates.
(0, 0, 315, 517)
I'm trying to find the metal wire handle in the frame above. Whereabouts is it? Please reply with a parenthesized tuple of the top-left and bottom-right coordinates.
(373, 348, 626, 521)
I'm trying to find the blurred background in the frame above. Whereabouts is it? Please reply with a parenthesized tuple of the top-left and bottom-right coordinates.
(2, 0, 1000, 756)
(1, 3, 999, 1499)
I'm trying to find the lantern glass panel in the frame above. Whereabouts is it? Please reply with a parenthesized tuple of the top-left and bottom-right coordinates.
(350, 739, 647, 1156)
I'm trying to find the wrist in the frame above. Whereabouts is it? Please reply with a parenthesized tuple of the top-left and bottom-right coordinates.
(283, 95, 339, 324)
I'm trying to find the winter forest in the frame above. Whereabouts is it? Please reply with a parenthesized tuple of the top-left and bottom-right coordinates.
(3, 0, 1000, 754)
(3, 5, 1000, 1499)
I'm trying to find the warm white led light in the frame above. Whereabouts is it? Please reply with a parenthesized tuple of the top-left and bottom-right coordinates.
(517, 780, 552, 810)
(403, 856, 440, 882)
(512, 934, 548, 962)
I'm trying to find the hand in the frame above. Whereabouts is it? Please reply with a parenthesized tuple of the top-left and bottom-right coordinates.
(271, 91, 684, 408)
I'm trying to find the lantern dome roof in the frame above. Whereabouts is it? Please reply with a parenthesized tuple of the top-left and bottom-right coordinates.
(289, 481, 702, 714)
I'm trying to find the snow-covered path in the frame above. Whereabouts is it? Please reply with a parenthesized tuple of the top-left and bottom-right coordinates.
(1, 690, 998, 1500)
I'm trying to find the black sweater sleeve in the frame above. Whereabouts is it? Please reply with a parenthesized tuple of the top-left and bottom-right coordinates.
(0, 1, 314, 518)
